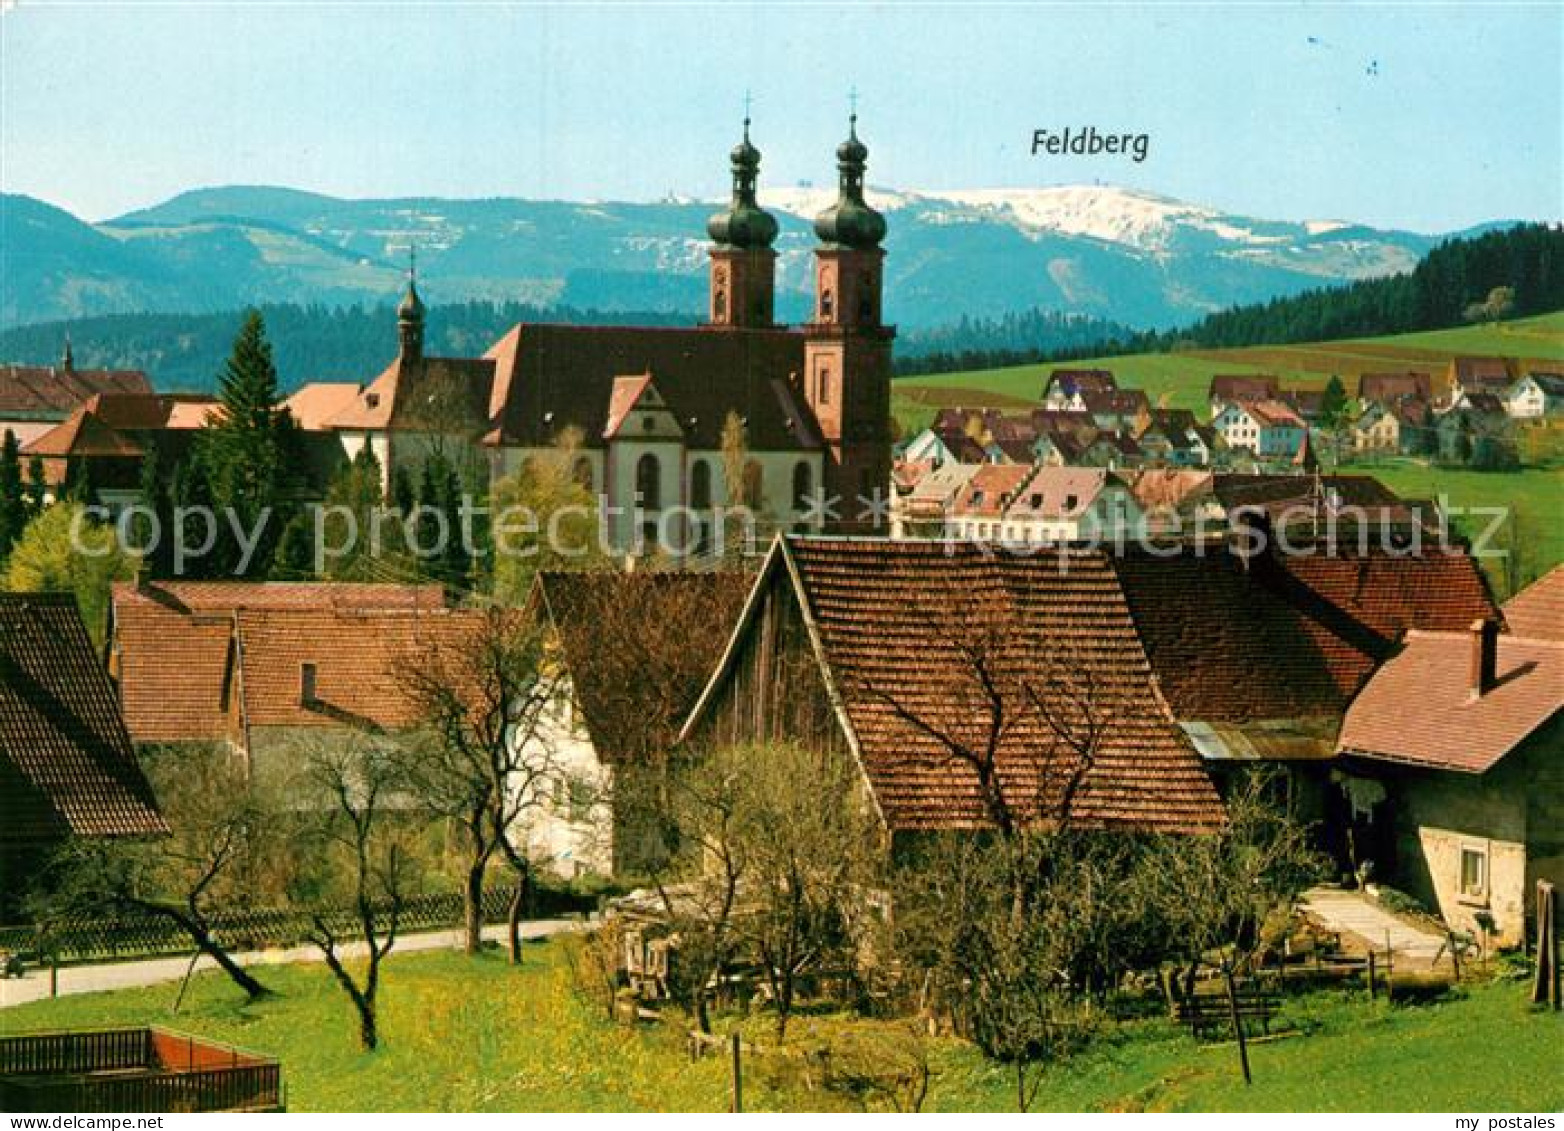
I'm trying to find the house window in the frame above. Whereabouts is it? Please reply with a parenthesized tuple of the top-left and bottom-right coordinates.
(690, 459, 713, 509)
(1459, 845, 1488, 899)
(635, 453, 661, 509)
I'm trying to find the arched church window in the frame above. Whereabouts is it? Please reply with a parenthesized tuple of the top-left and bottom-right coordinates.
(690, 459, 712, 509)
(636, 453, 661, 509)
(820, 288, 835, 320)
(816, 365, 831, 405)
(714, 289, 727, 320)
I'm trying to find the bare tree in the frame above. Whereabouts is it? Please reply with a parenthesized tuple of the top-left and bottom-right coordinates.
(32, 745, 275, 1000)
(295, 736, 415, 1052)
(397, 606, 561, 959)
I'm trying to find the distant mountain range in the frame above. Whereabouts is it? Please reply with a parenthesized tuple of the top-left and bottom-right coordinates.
(1, 184, 1519, 333)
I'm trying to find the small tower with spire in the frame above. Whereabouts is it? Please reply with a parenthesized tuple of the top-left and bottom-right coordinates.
(804, 100, 894, 514)
(706, 105, 780, 328)
(61, 332, 75, 374)
(397, 250, 425, 363)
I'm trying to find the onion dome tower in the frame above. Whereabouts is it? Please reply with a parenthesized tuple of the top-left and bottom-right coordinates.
(804, 111, 894, 523)
(397, 255, 425, 362)
(706, 117, 779, 328)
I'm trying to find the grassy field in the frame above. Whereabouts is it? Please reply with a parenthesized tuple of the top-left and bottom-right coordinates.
(2, 943, 1558, 1112)
(893, 311, 1564, 431)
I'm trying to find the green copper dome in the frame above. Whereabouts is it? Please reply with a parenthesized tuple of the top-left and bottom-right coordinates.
(814, 115, 885, 249)
(708, 118, 779, 250)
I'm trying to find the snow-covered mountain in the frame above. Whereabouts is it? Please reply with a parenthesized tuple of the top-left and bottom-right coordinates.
(2, 184, 1504, 331)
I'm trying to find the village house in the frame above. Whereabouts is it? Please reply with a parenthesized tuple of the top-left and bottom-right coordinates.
(1119, 468, 1222, 535)
(681, 536, 1229, 847)
(1211, 398, 1309, 459)
(1135, 408, 1214, 467)
(1111, 534, 1496, 837)
(0, 344, 152, 452)
(1080, 387, 1151, 433)
(889, 460, 980, 537)
(528, 569, 751, 876)
(944, 463, 1033, 541)
(992, 467, 1143, 543)
(0, 593, 166, 917)
(1208, 373, 1280, 417)
(1040, 368, 1116, 410)
(1443, 356, 1516, 401)
(1437, 403, 1513, 464)
(1505, 371, 1564, 418)
(1348, 400, 1402, 454)
(19, 392, 219, 509)
(896, 426, 966, 468)
(296, 120, 892, 549)
(1335, 567, 1564, 946)
(107, 581, 475, 786)
(1358, 370, 1433, 409)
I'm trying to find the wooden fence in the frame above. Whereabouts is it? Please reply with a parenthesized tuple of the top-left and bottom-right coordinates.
(1, 883, 593, 966)
(0, 1028, 281, 1113)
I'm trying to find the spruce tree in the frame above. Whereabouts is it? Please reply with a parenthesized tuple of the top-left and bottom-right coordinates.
(0, 430, 28, 562)
(25, 456, 48, 519)
(199, 309, 298, 576)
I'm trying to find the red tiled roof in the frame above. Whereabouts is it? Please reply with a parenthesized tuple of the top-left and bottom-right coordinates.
(111, 582, 451, 744)
(233, 608, 482, 730)
(285, 383, 363, 431)
(0, 365, 151, 418)
(1504, 566, 1564, 641)
(1448, 356, 1515, 390)
(1210, 374, 1280, 402)
(1358, 372, 1432, 403)
(951, 464, 1033, 517)
(0, 594, 165, 844)
(1246, 399, 1308, 429)
(1112, 542, 1497, 724)
(777, 538, 1226, 833)
(22, 406, 143, 459)
(1338, 631, 1563, 772)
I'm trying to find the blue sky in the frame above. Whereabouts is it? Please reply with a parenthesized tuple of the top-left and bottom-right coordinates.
(2, 1, 1559, 231)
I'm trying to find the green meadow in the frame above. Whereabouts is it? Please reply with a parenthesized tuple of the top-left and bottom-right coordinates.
(2, 944, 1557, 1112)
(893, 310, 1564, 430)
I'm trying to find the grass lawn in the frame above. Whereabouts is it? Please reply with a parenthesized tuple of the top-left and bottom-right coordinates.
(893, 311, 1564, 432)
(2, 943, 1558, 1112)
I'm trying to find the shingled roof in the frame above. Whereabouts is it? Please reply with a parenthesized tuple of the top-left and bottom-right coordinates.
(1338, 630, 1563, 773)
(1111, 541, 1497, 725)
(0, 594, 165, 845)
(110, 582, 452, 745)
(0, 364, 151, 419)
(690, 537, 1227, 834)
(482, 324, 818, 452)
(1503, 566, 1564, 641)
(535, 569, 753, 764)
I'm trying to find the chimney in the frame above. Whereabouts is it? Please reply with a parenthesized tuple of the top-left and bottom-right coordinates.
(300, 662, 319, 708)
(1469, 618, 1499, 698)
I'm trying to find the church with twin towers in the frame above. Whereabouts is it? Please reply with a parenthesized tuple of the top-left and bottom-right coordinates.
(303, 115, 894, 550)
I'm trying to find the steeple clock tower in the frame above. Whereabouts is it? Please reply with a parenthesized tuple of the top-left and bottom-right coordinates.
(805, 114, 894, 519)
(706, 117, 779, 328)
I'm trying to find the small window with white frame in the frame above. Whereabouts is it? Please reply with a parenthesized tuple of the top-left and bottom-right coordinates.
(1459, 844, 1487, 900)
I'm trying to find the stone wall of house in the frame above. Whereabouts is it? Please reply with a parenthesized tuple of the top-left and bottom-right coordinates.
(1391, 763, 1529, 946)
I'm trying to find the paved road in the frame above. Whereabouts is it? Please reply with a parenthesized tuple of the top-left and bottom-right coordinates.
(0, 919, 584, 1010)
(1300, 887, 1446, 964)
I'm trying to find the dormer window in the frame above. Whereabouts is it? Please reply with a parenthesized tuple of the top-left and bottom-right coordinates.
(1029, 493, 1043, 508)
(1065, 494, 1079, 511)
(300, 662, 319, 708)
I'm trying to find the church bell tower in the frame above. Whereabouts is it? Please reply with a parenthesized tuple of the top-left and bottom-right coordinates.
(706, 117, 779, 328)
(804, 114, 893, 520)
